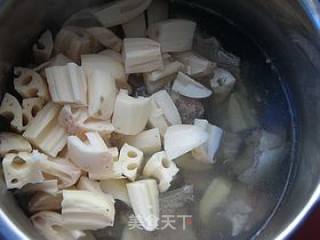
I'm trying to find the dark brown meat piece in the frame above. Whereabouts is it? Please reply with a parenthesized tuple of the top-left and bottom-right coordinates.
(170, 92, 205, 124)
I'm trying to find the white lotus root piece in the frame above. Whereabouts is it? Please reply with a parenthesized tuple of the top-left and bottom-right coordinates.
(45, 63, 87, 105)
(88, 147, 123, 180)
(199, 177, 232, 224)
(81, 119, 115, 138)
(58, 105, 89, 135)
(0, 132, 31, 156)
(164, 125, 208, 160)
(0, 93, 24, 132)
(122, 14, 146, 38)
(35, 53, 72, 73)
(100, 179, 130, 206)
(32, 62, 51, 77)
(13, 67, 50, 101)
(33, 151, 81, 189)
(119, 143, 144, 181)
(29, 192, 62, 213)
(110, 147, 120, 160)
(99, 49, 123, 63)
(86, 27, 122, 52)
(148, 19, 197, 52)
(148, 100, 169, 137)
(123, 38, 163, 74)
(112, 90, 151, 135)
(2, 152, 44, 189)
(127, 179, 159, 231)
(33, 30, 54, 64)
(33, 54, 73, 79)
(81, 54, 127, 87)
(54, 26, 101, 62)
(31, 211, 86, 240)
(192, 119, 223, 164)
(228, 92, 258, 132)
(143, 55, 181, 94)
(147, 0, 169, 25)
(22, 98, 46, 128)
(152, 90, 182, 125)
(77, 176, 103, 193)
(87, 70, 117, 120)
(50, 53, 73, 66)
(23, 102, 67, 157)
(68, 132, 113, 174)
(173, 51, 216, 78)
(91, 0, 152, 28)
(172, 72, 212, 99)
(22, 180, 59, 195)
(61, 190, 115, 230)
(143, 151, 179, 192)
(210, 68, 236, 102)
(59, 106, 114, 137)
(143, 60, 184, 82)
(121, 128, 162, 155)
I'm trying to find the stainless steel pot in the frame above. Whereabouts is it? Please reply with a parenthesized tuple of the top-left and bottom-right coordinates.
(0, 0, 320, 239)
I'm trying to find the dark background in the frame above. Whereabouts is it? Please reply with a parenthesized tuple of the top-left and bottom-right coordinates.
(292, 203, 320, 239)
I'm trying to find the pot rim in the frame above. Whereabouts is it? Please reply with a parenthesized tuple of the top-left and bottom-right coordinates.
(275, 1, 320, 238)
(0, 0, 320, 239)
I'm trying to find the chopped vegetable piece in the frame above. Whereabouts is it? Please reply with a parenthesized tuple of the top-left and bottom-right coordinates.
(120, 128, 162, 155)
(67, 132, 113, 174)
(143, 151, 179, 192)
(0, 93, 24, 132)
(45, 63, 87, 105)
(0, 132, 32, 156)
(61, 190, 115, 230)
(152, 90, 182, 125)
(148, 19, 197, 53)
(100, 179, 130, 206)
(192, 119, 223, 164)
(172, 72, 212, 99)
(123, 38, 163, 74)
(31, 211, 86, 240)
(164, 125, 208, 160)
(119, 143, 144, 181)
(91, 0, 152, 28)
(112, 90, 151, 135)
(23, 102, 67, 157)
(127, 179, 159, 231)
(14, 67, 50, 100)
(2, 152, 44, 189)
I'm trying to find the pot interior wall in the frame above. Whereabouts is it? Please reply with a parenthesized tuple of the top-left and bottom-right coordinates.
(185, 1, 320, 239)
(0, 0, 319, 239)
